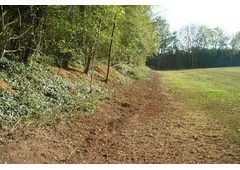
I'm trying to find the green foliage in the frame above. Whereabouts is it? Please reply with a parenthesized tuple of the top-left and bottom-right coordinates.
(0, 6, 47, 63)
(132, 66, 150, 79)
(114, 63, 150, 79)
(0, 5, 161, 127)
(0, 57, 107, 126)
(116, 6, 160, 65)
(147, 22, 240, 70)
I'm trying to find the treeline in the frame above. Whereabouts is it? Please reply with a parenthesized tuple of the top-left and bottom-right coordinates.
(0, 5, 160, 78)
(3, 6, 240, 73)
(147, 22, 240, 70)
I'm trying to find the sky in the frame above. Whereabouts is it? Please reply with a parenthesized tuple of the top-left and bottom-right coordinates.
(153, 0, 240, 35)
(3, 0, 240, 34)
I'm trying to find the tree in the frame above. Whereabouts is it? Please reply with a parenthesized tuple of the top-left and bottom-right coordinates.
(147, 16, 173, 69)
(210, 27, 229, 50)
(0, 5, 161, 76)
(178, 24, 199, 68)
(105, 14, 117, 83)
(118, 6, 159, 66)
(230, 32, 240, 50)
(147, 23, 240, 70)
(229, 32, 240, 66)
(1, 6, 47, 63)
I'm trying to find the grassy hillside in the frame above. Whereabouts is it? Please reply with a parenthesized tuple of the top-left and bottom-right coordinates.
(161, 67, 240, 144)
(0, 56, 150, 130)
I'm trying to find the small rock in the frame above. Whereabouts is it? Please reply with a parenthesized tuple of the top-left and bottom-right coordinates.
(121, 102, 131, 108)
(193, 135, 198, 141)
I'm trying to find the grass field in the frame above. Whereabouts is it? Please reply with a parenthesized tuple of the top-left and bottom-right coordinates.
(161, 67, 240, 144)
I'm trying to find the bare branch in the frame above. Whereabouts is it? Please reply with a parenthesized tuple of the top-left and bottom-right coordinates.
(17, 8, 21, 28)
(8, 26, 33, 41)
(1, 48, 22, 58)
(4, 16, 19, 29)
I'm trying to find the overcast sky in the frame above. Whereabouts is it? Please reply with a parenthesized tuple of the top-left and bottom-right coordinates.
(153, 0, 240, 35)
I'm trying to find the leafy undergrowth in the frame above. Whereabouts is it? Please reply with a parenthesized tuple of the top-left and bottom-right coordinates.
(0, 56, 149, 130)
(0, 58, 105, 129)
(114, 64, 150, 80)
(161, 67, 240, 145)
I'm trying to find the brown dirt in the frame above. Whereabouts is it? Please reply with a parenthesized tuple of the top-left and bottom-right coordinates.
(52, 67, 79, 81)
(0, 71, 239, 164)
(0, 79, 16, 94)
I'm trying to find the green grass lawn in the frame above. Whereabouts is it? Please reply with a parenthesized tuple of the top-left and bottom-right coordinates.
(161, 67, 240, 144)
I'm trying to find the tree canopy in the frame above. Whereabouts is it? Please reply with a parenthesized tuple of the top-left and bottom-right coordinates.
(147, 19, 240, 70)
(2, 5, 240, 72)
(0, 5, 160, 76)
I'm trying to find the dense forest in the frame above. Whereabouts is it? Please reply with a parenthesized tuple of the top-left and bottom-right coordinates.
(2, 5, 240, 72)
(0, 5, 160, 73)
(147, 19, 240, 70)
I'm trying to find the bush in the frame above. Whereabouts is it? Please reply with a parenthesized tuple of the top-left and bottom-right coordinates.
(114, 63, 150, 79)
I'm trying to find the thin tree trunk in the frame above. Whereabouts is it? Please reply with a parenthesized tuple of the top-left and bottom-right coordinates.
(105, 15, 117, 83)
(191, 52, 194, 68)
(90, 18, 102, 92)
(84, 55, 91, 74)
(1, 5, 4, 31)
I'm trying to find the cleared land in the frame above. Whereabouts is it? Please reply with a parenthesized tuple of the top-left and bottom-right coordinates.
(0, 69, 239, 163)
(161, 67, 240, 145)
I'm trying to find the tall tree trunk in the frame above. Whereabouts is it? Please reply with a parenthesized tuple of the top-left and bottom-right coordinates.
(1, 5, 4, 31)
(79, 5, 85, 47)
(191, 52, 194, 68)
(90, 18, 102, 92)
(229, 55, 232, 66)
(84, 55, 91, 74)
(105, 15, 117, 83)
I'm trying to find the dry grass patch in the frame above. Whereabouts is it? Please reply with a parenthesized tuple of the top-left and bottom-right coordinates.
(0, 79, 16, 94)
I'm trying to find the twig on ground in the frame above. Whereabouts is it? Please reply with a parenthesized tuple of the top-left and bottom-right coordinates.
(9, 119, 20, 133)
(65, 147, 77, 163)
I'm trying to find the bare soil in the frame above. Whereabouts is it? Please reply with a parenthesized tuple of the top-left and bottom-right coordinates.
(0, 79, 16, 94)
(0, 71, 239, 164)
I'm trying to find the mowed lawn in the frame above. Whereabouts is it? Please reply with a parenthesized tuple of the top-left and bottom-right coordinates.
(161, 67, 240, 144)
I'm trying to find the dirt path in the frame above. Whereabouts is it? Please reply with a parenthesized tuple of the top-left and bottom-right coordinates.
(0, 71, 239, 163)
